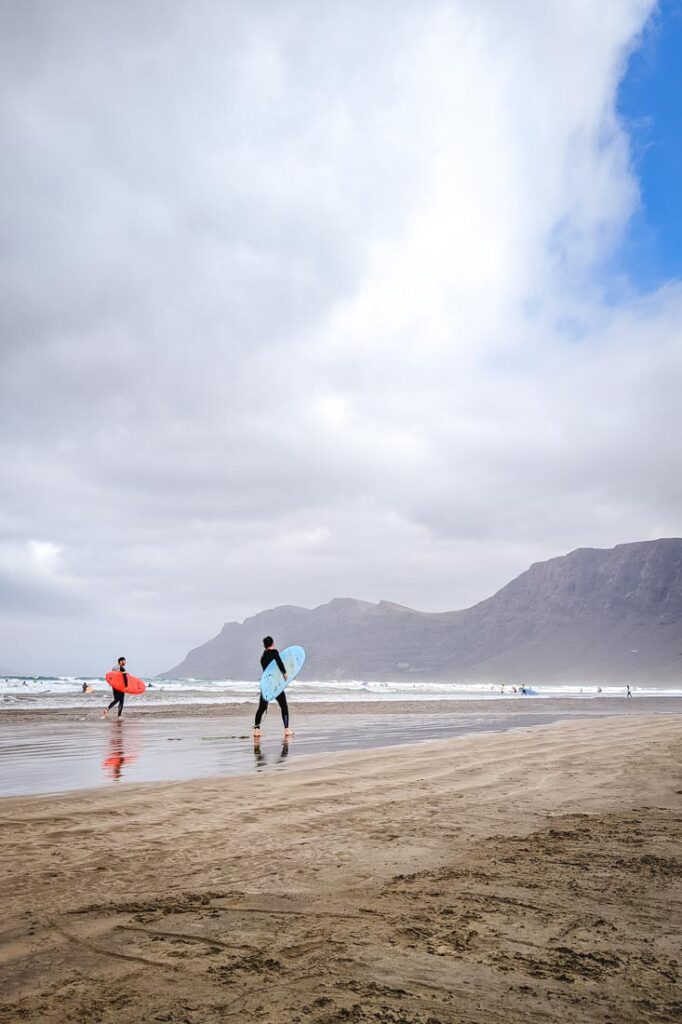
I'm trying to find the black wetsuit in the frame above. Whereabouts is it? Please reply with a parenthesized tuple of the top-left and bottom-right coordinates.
(255, 649, 289, 728)
(108, 666, 128, 717)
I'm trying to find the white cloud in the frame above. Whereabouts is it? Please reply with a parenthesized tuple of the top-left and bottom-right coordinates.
(0, 538, 81, 617)
(1, 0, 679, 675)
(28, 540, 62, 569)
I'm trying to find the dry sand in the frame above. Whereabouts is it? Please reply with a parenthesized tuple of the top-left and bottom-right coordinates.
(0, 714, 680, 1023)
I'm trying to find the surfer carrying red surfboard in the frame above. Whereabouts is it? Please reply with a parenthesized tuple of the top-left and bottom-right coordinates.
(103, 656, 128, 719)
(254, 637, 292, 738)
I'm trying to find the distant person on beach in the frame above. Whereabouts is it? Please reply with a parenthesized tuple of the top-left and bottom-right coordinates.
(254, 637, 292, 738)
(103, 656, 128, 719)
(81, 682, 93, 694)
(626, 684, 632, 699)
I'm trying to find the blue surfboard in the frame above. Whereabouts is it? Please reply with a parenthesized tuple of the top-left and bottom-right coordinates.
(260, 645, 306, 701)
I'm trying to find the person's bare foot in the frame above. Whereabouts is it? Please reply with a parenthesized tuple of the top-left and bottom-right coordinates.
(102, 709, 109, 719)
(284, 728, 294, 737)
(253, 728, 261, 739)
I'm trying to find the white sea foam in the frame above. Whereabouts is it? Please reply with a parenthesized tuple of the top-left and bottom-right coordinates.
(0, 675, 680, 710)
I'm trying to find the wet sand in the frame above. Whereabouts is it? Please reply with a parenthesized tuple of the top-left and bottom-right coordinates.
(3, 694, 681, 721)
(1, 698, 680, 796)
(1, 714, 680, 1023)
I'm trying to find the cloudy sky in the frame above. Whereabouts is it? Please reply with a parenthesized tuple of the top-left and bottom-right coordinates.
(2, 0, 681, 675)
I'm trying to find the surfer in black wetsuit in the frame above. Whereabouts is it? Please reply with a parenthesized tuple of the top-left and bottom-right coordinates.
(254, 637, 292, 738)
(103, 656, 128, 719)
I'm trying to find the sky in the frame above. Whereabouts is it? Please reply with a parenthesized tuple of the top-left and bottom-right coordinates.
(616, 0, 682, 287)
(1, 0, 681, 676)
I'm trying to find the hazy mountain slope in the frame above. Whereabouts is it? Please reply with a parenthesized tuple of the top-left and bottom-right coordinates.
(160, 538, 682, 683)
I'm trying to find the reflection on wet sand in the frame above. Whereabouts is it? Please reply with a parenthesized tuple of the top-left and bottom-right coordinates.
(7, 705, 673, 797)
(253, 738, 290, 770)
(101, 721, 139, 782)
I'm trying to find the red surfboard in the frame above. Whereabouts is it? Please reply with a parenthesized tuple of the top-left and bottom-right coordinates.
(105, 671, 146, 695)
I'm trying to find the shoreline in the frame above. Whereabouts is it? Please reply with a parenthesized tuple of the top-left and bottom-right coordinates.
(1, 714, 680, 1023)
(3, 698, 681, 798)
(9, 703, 676, 799)
(2, 693, 681, 722)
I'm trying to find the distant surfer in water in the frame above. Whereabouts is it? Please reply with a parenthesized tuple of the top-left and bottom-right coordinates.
(254, 637, 292, 738)
(103, 656, 128, 719)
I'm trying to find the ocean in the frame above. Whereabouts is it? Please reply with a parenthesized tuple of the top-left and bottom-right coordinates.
(1, 675, 680, 710)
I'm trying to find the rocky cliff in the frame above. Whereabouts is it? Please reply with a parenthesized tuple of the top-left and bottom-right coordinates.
(160, 538, 682, 683)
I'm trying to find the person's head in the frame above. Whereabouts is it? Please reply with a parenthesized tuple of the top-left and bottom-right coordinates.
(262, 636, 274, 649)
(118, 656, 126, 668)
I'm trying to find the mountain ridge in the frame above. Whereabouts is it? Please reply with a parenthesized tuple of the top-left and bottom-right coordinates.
(159, 538, 682, 683)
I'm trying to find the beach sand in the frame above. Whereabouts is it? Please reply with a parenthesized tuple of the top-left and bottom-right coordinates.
(0, 714, 680, 1023)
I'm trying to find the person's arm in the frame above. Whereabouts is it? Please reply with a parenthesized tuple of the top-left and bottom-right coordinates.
(274, 652, 287, 678)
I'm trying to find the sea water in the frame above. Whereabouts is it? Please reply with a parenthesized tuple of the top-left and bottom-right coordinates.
(1, 675, 680, 710)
